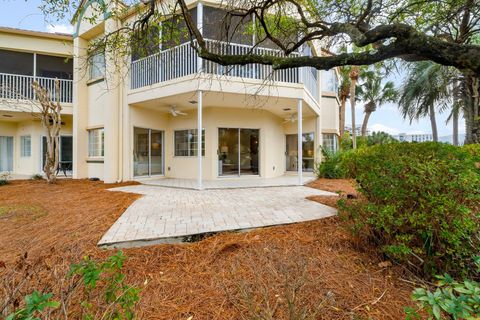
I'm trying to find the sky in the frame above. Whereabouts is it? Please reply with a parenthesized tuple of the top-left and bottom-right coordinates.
(0, 0, 463, 137)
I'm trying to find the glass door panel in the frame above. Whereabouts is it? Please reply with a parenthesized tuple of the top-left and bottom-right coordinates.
(150, 130, 163, 175)
(285, 133, 314, 172)
(240, 129, 259, 175)
(285, 134, 298, 171)
(0, 136, 13, 171)
(218, 128, 239, 176)
(133, 128, 149, 176)
(302, 133, 314, 172)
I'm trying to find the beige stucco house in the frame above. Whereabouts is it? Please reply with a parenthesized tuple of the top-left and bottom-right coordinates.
(0, 0, 340, 187)
(0, 27, 73, 176)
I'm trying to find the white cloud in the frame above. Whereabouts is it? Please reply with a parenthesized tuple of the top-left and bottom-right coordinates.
(368, 123, 400, 135)
(46, 24, 73, 34)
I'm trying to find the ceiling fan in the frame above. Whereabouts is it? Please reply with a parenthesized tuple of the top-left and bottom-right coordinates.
(170, 105, 188, 117)
(283, 113, 302, 123)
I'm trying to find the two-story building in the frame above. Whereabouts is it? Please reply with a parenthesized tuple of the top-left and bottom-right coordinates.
(0, 27, 73, 177)
(72, 0, 340, 187)
(0, 0, 340, 186)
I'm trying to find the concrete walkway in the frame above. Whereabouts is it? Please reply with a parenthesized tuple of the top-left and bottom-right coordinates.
(99, 185, 337, 248)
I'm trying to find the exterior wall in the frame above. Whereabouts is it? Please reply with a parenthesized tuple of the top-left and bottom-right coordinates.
(0, 118, 73, 176)
(321, 96, 340, 134)
(0, 29, 72, 57)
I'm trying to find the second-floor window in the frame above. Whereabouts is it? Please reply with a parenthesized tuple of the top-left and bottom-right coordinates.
(20, 135, 31, 157)
(88, 128, 104, 157)
(174, 129, 205, 156)
(89, 52, 105, 80)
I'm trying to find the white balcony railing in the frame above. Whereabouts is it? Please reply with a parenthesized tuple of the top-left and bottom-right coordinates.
(0, 73, 73, 104)
(130, 39, 319, 101)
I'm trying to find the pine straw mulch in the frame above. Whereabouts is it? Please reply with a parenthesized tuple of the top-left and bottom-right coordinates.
(306, 178, 359, 209)
(0, 179, 417, 319)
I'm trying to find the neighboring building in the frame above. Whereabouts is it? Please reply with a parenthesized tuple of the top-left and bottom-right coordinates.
(395, 133, 433, 142)
(345, 125, 368, 137)
(71, 0, 340, 186)
(0, 0, 341, 186)
(0, 27, 73, 176)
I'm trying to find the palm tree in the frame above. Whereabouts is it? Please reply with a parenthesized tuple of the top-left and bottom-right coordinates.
(337, 66, 352, 137)
(357, 71, 398, 137)
(399, 62, 452, 142)
(349, 66, 360, 148)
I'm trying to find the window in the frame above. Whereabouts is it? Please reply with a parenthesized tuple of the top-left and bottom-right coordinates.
(322, 69, 338, 93)
(322, 134, 338, 153)
(89, 52, 105, 80)
(20, 135, 31, 157)
(174, 129, 205, 156)
(88, 128, 104, 157)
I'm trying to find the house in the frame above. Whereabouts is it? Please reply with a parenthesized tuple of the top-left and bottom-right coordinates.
(0, 0, 340, 187)
(0, 27, 73, 176)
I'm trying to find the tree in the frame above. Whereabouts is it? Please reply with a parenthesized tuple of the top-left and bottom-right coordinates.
(40, 0, 480, 141)
(337, 66, 351, 137)
(357, 70, 398, 137)
(0, 80, 63, 183)
(398, 62, 452, 142)
(367, 131, 397, 145)
(349, 66, 360, 149)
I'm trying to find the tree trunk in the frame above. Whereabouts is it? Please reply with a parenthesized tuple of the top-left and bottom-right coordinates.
(429, 104, 438, 142)
(349, 67, 359, 149)
(464, 76, 480, 144)
(339, 97, 346, 137)
(361, 111, 371, 137)
(452, 108, 459, 146)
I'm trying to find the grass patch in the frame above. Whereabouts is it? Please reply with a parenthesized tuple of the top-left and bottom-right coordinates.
(0, 204, 48, 220)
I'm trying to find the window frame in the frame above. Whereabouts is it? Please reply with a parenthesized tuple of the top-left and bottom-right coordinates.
(20, 135, 31, 157)
(322, 133, 339, 153)
(87, 128, 105, 158)
(88, 51, 105, 80)
(174, 129, 205, 157)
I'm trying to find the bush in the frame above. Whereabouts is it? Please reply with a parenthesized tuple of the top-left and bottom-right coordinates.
(0, 172, 10, 186)
(314, 147, 347, 179)
(5, 252, 140, 320)
(339, 142, 480, 277)
(30, 174, 44, 180)
(406, 257, 480, 319)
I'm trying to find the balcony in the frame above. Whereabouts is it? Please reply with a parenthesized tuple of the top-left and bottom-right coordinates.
(0, 73, 73, 104)
(130, 39, 319, 101)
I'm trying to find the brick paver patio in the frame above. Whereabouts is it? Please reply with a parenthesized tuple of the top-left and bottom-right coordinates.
(99, 185, 337, 248)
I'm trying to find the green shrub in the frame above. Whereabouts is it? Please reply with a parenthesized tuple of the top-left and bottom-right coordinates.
(339, 142, 480, 277)
(0, 172, 10, 186)
(405, 257, 480, 319)
(463, 143, 480, 163)
(6, 252, 140, 320)
(314, 147, 347, 179)
(30, 174, 44, 180)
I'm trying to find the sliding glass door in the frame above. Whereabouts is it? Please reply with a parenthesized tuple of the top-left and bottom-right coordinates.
(218, 128, 259, 176)
(41, 136, 73, 172)
(0, 136, 13, 172)
(285, 133, 315, 172)
(133, 127, 163, 177)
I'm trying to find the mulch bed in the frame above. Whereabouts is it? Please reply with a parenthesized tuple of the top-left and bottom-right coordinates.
(306, 178, 358, 209)
(0, 179, 417, 319)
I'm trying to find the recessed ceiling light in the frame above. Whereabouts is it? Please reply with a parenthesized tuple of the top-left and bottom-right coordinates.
(188, 100, 197, 104)
(2, 114, 13, 118)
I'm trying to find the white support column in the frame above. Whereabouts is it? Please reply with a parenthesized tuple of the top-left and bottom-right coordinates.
(196, 2, 204, 73)
(297, 98, 303, 186)
(33, 53, 37, 80)
(197, 90, 203, 190)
